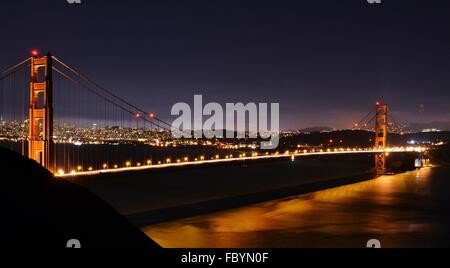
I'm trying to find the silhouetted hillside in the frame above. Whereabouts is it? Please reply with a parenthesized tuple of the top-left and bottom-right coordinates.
(430, 144, 450, 164)
(297, 127, 334, 133)
(0, 148, 160, 248)
(407, 121, 450, 132)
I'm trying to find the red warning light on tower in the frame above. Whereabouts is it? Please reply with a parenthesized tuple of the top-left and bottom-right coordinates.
(31, 49, 39, 57)
(419, 104, 425, 113)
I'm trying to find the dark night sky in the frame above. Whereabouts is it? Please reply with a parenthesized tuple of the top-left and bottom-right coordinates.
(1, 0, 450, 129)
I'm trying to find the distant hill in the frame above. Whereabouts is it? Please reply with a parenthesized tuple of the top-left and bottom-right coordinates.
(280, 130, 450, 149)
(406, 121, 450, 132)
(297, 127, 334, 133)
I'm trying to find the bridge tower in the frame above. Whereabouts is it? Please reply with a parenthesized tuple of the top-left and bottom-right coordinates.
(28, 52, 54, 172)
(374, 103, 388, 175)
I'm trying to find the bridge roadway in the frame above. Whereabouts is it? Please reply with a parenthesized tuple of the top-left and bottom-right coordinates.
(57, 146, 425, 178)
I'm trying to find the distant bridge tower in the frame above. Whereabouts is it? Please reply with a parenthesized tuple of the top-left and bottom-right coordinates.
(374, 103, 388, 175)
(29, 52, 54, 172)
(375, 103, 388, 149)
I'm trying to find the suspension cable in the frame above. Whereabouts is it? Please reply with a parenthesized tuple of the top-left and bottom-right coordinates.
(51, 56, 176, 130)
(355, 108, 375, 129)
(0, 61, 30, 83)
(52, 66, 171, 131)
(0, 58, 30, 76)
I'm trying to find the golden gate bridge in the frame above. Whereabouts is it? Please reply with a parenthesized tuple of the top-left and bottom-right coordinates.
(0, 51, 424, 177)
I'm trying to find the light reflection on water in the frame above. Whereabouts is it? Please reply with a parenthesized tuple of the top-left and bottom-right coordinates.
(143, 167, 450, 248)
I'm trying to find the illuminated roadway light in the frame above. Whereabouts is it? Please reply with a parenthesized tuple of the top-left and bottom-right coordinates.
(126, 161, 131, 167)
(57, 169, 65, 176)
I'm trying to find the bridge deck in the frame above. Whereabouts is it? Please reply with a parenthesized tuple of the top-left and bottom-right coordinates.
(57, 147, 424, 178)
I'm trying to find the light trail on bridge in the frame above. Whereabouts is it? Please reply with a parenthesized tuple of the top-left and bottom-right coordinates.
(55, 146, 426, 178)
